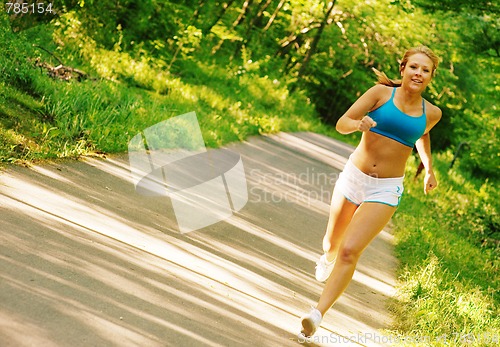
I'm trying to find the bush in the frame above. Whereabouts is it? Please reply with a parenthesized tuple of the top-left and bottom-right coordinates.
(0, 13, 35, 87)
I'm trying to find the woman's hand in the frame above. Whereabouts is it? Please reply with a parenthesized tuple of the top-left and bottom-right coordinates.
(424, 170, 438, 194)
(358, 116, 377, 132)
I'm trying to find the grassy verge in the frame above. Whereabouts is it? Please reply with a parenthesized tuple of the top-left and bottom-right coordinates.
(0, 13, 340, 165)
(387, 152, 499, 346)
(1, 66, 337, 165)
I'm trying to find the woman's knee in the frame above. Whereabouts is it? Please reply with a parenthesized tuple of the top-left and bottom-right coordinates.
(337, 246, 361, 264)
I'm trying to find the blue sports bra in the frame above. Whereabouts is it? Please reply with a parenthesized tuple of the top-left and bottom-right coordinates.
(368, 88, 427, 148)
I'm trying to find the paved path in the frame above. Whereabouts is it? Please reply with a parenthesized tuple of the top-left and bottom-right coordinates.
(0, 132, 398, 347)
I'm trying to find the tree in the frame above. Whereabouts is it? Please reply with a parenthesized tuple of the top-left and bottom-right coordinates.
(212, 0, 254, 54)
(412, 0, 500, 14)
(262, 0, 286, 32)
(412, 0, 500, 58)
(202, 0, 237, 35)
(297, 0, 337, 77)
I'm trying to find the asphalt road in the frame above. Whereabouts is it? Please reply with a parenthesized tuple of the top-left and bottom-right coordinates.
(0, 132, 398, 347)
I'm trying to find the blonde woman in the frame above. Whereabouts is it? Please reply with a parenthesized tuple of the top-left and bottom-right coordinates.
(300, 46, 442, 337)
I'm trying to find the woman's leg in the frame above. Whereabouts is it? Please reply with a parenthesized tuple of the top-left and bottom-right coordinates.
(316, 202, 397, 315)
(322, 186, 358, 262)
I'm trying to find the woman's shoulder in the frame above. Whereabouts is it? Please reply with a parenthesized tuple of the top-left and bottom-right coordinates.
(424, 100, 442, 121)
(369, 83, 393, 94)
(364, 84, 394, 109)
(424, 100, 442, 129)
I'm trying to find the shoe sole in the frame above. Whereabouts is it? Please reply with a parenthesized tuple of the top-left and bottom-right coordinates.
(301, 317, 316, 337)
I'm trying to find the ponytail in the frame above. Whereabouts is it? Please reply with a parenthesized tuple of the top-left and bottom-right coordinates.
(372, 67, 402, 87)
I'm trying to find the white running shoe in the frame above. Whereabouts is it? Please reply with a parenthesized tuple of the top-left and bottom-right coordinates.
(299, 307, 322, 337)
(315, 254, 335, 282)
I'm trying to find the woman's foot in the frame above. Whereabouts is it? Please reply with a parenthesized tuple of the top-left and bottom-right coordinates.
(299, 307, 322, 337)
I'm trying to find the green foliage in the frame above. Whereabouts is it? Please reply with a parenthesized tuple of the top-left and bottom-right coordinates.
(392, 253, 499, 346)
(0, 12, 67, 162)
(412, 0, 500, 15)
(0, 13, 33, 86)
(38, 0, 497, 180)
(390, 153, 499, 345)
(0, 6, 329, 163)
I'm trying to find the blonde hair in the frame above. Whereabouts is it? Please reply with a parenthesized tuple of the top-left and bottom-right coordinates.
(373, 45, 439, 87)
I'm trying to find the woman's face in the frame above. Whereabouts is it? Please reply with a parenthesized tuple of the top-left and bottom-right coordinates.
(400, 53, 434, 92)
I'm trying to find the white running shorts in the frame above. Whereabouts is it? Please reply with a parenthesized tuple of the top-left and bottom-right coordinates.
(335, 158, 404, 207)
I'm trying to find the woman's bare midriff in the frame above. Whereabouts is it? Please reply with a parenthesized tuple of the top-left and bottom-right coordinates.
(350, 131, 413, 178)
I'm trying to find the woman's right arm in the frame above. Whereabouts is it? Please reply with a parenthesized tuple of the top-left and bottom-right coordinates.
(335, 84, 386, 134)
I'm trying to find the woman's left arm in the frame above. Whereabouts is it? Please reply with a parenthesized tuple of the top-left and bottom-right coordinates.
(415, 103, 442, 194)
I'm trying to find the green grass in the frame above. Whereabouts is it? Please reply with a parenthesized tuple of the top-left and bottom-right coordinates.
(387, 153, 499, 346)
(0, 11, 340, 165)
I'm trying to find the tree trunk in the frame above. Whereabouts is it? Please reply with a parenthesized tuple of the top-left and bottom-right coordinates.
(233, 0, 274, 58)
(203, 0, 236, 35)
(232, 0, 254, 28)
(297, 0, 336, 77)
(246, 0, 273, 36)
(263, 0, 286, 32)
(276, 23, 321, 56)
(213, 0, 254, 55)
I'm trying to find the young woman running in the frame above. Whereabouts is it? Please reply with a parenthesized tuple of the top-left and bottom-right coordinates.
(300, 46, 442, 337)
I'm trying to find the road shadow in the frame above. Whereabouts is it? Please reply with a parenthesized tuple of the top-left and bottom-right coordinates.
(0, 132, 398, 347)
